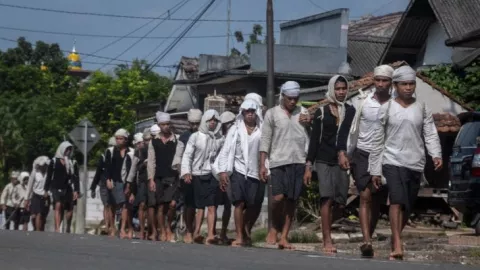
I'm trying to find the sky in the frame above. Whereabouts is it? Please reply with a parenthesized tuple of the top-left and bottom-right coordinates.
(0, 0, 409, 76)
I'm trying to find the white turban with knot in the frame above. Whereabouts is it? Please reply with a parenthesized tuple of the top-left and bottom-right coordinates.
(133, 132, 144, 144)
(10, 171, 20, 179)
(19, 171, 29, 181)
(374, 65, 394, 78)
(156, 111, 170, 124)
(280, 81, 301, 97)
(220, 111, 236, 124)
(393, 66, 416, 82)
(150, 124, 161, 136)
(108, 136, 116, 146)
(115, 128, 129, 138)
(143, 128, 152, 140)
(187, 109, 203, 123)
(244, 93, 263, 106)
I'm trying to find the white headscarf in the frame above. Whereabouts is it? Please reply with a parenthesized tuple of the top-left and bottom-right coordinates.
(10, 171, 20, 179)
(156, 111, 171, 124)
(108, 136, 116, 146)
(143, 128, 152, 140)
(114, 128, 129, 138)
(220, 111, 236, 124)
(199, 109, 221, 137)
(245, 93, 263, 107)
(326, 75, 349, 129)
(133, 133, 144, 144)
(19, 171, 30, 182)
(187, 109, 203, 123)
(150, 124, 160, 136)
(54, 141, 73, 174)
(393, 66, 416, 82)
(33, 156, 50, 167)
(374, 65, 394, 78)
(280, 81, 301, 97)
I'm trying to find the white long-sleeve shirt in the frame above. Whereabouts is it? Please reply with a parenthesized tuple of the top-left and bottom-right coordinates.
(12, 184, 27, 208)
(181, 132, 224, 177)
(26, 172, 47, 199)
(217, 124, 261, 180)
(0, 183, 15, 207)
(356, 93, 383, 153)
(368, 100, 442, 176)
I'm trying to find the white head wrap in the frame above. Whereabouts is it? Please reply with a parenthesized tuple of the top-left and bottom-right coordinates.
(199, 109, 221, 137)
(280, 81, 301, 97)
(393, 66, 416, 82)
(114, 128, 129, 138)
(19, 171, 29, 182)
(10, 171, 20, 179)
(156, 111, 171, 124)
(54, 141, 73, 173)
(374, 65, 394, 78)
(326, 75, 349, 133)
(33, 156, 50, 167)
(133, 133, 144, 144)
(220, 111, 236, 124)
(108, 136, 116, 146)
(187, 109, 203, 123)
(143, 128, 152, 140)
(244, 93, 263, 106)
(150, 124, 160, 136)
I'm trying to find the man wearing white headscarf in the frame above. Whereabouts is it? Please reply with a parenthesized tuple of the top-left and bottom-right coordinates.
(12, 172, 30, 231)
(346, 64, 394, 257)
(44, 141, 78, 233)
(304, 75, 355, 254)
(181, 109, 224, 244)
(216, 100, 265, 247)
(90, 136, 116, 234)
(1, 171, 20, 230)
(105, 129, 137, 239)
(369, 65, 442, 260)
(260, 81, 310, 249)
(150, 124, 161, 137)
(26, 156, 50, 231)
(147, 111, 184, 242)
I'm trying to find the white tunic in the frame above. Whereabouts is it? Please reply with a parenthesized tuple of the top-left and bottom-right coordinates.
(26, 172, 47, 199)
(356, 93, 382, 153)
(233, 127, 261, 179)
(368, 100, 442, 176)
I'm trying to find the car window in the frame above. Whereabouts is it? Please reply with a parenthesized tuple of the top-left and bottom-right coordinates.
(455, 122, 480, 147)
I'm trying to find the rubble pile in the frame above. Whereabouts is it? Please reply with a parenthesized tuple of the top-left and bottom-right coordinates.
(433, 113, 461, 133)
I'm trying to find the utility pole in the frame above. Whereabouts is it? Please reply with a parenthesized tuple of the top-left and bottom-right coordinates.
(226, 0, 232, 56)
(266, 0, 274, 231)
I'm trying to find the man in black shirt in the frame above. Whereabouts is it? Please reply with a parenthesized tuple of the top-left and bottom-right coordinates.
(304, 75, 355, 254)
(147, 112, 184, 242)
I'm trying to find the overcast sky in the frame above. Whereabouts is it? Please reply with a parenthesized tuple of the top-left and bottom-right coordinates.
(0, 0, 409, 76)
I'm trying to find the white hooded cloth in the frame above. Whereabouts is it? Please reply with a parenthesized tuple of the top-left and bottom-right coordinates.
(188, 109, 203, 123)
(54, 141, 73, 175)
(26, 156, 50, 198)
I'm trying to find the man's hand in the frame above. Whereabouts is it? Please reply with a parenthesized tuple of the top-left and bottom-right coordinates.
(91, 190, 96, 199)
(220, 173, 229, 192)
(259, 165, 268, 183)
(184, 174, 192, 184)
(129, 194, 135, 204)
(149, 179, 156, 192)
(0, 204, 5, 213)
(24, 200, 30, 210)
(371, 175, 382, 190)
(124, 184, 131, 196)
(433, 157, 443, 171)
(106, 179, 114, 190)
(43, 191, 49, 198)
(299, 113, 311, 125)
(338, 151, 350, 170)
(73, 192, 79, 201)
(303, 169, 312, 186)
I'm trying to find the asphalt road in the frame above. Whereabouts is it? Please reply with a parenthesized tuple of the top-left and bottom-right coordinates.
(0, 230, 473, 270)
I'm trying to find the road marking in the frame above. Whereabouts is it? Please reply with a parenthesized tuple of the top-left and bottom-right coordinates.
(303, 254, 440, 267)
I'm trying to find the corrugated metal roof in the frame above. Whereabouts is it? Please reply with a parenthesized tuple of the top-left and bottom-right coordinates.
(429, 0, 480, 41)
(348, 12, 402, 37)
(348, 35, 390, 76)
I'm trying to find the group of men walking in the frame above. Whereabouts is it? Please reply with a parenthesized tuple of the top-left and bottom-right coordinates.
(1, 64, 442, 260)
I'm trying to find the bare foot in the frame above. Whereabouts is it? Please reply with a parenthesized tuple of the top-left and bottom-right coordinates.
(360, 242, 374, 258)
(109, 229, 117, 238)
(389, 251, 404, 261)
(160, 232, 167, 242)
(184, 233, 193, 244)
(322, 243, 337, 254)
(231, 239, 244, 247)
(166, 230, 174, 242)
(148, 233, 157, 241)
(193, 234, 205, 244)
(266, 231, 278, 245)
(205, 237, 218, 246)
(127, 231, 133, 240)
(278, 239, 294, 250)
(120, 231, 128, 239)
(138, 231, 145, 240)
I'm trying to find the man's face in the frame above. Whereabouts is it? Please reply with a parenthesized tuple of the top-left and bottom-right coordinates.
(282, 94, 298, 111)
(22, 177, 28, 185)
(189, 122, 200, 132)
(11, 177, 18, 185)
(135, 142, 144, 149)
(64, 147, 72, 157)
(143, 138, 151, 146)
(159, 122, 171, 134)
(242, 109, 257, 124)
(395, 81, 416, 99)
(374, 76, 392, 93)
(207, 118, 218, 131)
(334, 81, 348, 102)
(38, 164, 48, 174)
(115, 136, 127, 147)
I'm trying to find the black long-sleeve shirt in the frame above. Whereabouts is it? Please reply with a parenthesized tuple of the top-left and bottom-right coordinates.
(44, 158, 79, 192)
(307, 104, 355, 165)
(90, 155, 105, 191)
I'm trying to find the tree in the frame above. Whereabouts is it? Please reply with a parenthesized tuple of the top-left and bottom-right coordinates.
(231, 24, 267, 57)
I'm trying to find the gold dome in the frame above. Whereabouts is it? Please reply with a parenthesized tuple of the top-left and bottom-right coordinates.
(68, 42, 82, 71)
(40, 61, 48, 71)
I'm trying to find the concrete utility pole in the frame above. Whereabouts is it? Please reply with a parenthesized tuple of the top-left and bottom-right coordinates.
(266, 0, 274, 231)
(226, 0, 232, 56)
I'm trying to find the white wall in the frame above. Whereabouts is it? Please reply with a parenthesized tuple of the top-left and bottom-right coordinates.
(421, 21, 453, 66)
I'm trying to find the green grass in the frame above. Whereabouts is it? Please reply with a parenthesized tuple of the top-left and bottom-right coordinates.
(469, 248, 480, 258)
(251, 228, 268, 243)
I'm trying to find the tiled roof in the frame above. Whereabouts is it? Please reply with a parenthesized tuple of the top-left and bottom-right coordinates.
(348, 12, 403, 37)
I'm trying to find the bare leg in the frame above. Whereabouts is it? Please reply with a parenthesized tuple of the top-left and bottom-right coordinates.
(103, 206, 109, 233)
(194, 208, 205, 243)
(108, 206, 117, 237)
(320, 199, 336, 253)
(65, 210, 73, 233)
(232, 202, 245, 246)
(138, 202, 146, 239)
(119, 205, 129, 239)
(166, 201, 176, 242)
(184, 207, 195, 243)
(54, 202, 62, 233)
(278, 200, 295, 250)
(148, 207, 157, 240)
(389, 204, 403, 259)
(221, 203, 231, 242)
(266, 194, 285, 245)
(157, 204, 166, 241)
(127, 206, 133, 239)
(205, 206, 217, 245)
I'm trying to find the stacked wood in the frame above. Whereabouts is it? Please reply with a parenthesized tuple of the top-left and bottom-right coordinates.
(433, 113, 461, 133)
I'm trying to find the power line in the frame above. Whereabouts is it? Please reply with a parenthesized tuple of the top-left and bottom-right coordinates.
(148, 0, 217, 71)
(308, 0, 327, 11)
(98, 0, 191, 69)
(0, 2, 290, 23)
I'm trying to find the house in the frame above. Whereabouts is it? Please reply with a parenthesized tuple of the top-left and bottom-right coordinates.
(379, 0, 480, 69)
